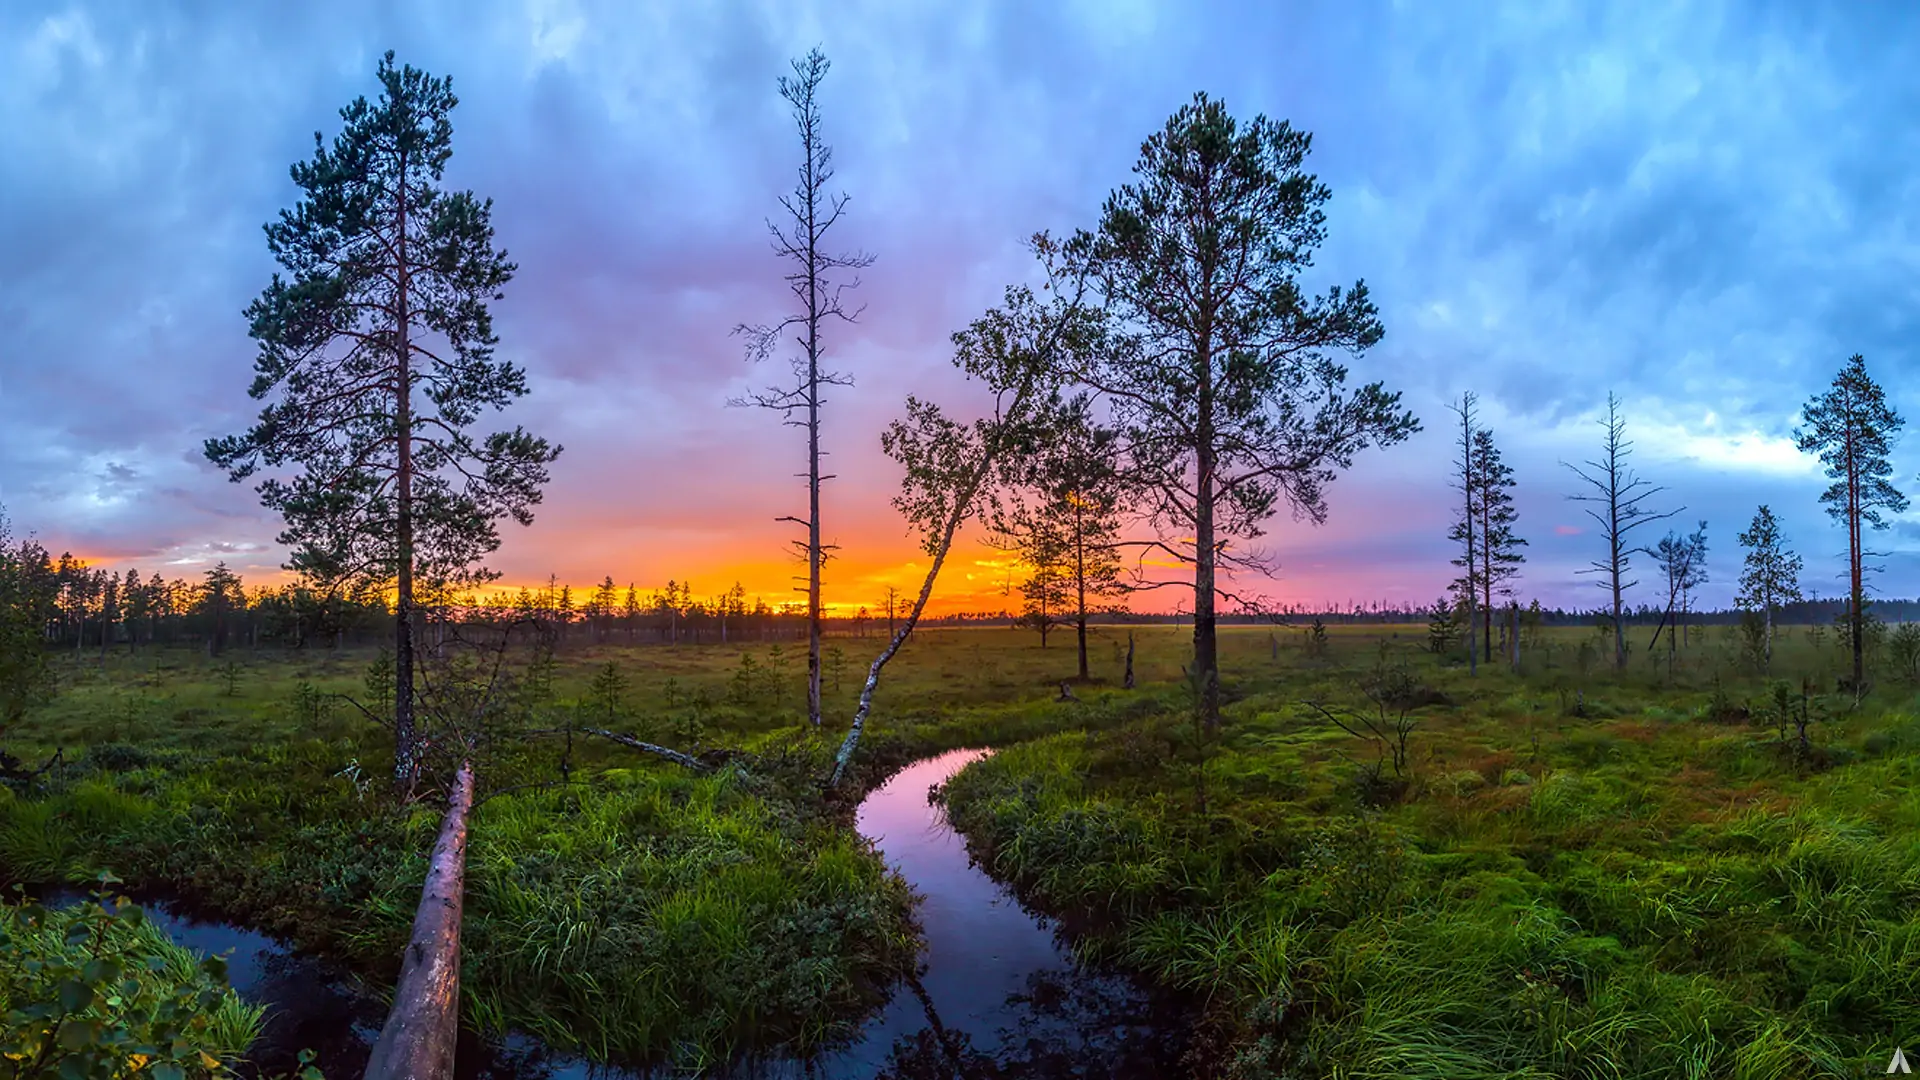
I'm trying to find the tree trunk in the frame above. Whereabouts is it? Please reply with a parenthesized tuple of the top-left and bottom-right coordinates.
(1194, 347, 1220, 735)
(1764, 603, 1774, 672)
(1074, 506, 1089, 681)
(830, 464, 992, 787)
(1460, 403, 1477, 677)
(579, 728, 711, 772)
(807, 373, 823, 727)
(362, 761, 473, 1080)
(1123, 632, 1135, 689)
(1509, 602, 1520, 672)
(1850, 460, 1865, 688)
(1611, 540, 1626, 671)
(393, 152, 418, 791)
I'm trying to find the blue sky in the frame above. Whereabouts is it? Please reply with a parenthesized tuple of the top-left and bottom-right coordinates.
(2, 0, 1917, 611)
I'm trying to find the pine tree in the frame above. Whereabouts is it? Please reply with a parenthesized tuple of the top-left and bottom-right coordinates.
(0, 510, 59, 727)
(1794, 354, 1907, 689)
(1473, 427, 1526, 658)
(622, 584, 642, 643)
(203, 53, 559, 787)
(197, 563, 245, 657)
(1737, 505, 1802, 673)
(589, 576, 618, 643)
(1648, 522, 1706, 661)
(1067, 96, 1418, 732)
(995, 396, 1127, 677)
(1014, 531, 1070, 648)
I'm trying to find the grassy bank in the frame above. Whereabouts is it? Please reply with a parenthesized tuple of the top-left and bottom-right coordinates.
(11, 620, 1913, 1076)
(0, 627, 1116, 1069)
(0, 624, 1210, 1068)
(939, 623, 1920, 1078)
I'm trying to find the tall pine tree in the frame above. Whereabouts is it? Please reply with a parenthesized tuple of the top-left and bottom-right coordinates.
(1067, 96, 1418, 733)
(205, 53, 560, 787)
(1794, 354, 1907, 690)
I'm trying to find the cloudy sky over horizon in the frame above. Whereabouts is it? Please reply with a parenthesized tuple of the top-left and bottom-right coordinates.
(4, 0, 1920, 613)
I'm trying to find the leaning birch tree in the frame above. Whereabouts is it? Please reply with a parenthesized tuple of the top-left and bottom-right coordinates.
(829, 236, 1097, 786)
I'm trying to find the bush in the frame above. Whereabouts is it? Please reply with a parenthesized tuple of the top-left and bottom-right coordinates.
(0, 878, 305, 1080)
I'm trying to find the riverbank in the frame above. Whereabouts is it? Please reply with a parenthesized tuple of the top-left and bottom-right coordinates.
(938, 630, 1920, 1078)
(0, 742, 918, 1071)
(12, 746, 1198, 1079)
(0, 629, 1197, 1073)
(16, 623, 1911, 1076)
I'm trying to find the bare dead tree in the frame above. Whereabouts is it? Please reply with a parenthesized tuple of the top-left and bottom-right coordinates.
(733, 47, 873, 731)
(879, 584, 902, 638)
(1563, 393, 1679, 670)
(1448, 392, 1480, 675)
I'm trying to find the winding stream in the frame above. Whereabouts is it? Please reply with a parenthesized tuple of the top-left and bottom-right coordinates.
(52, 748, 1190, 1078)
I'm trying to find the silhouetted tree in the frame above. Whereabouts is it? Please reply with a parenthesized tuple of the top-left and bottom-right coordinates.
(204, 53, 560, 788)
(1647, 522, 1706, 661)
(996, 397, 1127, 677)
(1473, 427, 1525, 657)
(1066, 94, 1418, 734)
(1564, 393, 1678, 670)
(733, 48, 872, 731)
(586, 576, 617, 644)
(1737, 504, 1802, 673)
(196, 563, 245, 657)
(1795, 353, 1907, 689)
(1012, 530, 1069, 648)
(0, 510, 59, 728)
(622, 584, 642, 643)
(1448, 393, 1481, 674)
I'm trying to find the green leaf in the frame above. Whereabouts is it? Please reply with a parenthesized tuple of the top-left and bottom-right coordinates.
(56, 1017, 100, 1048)
(57, 979, 95, 1013)
(81, 957, 123, 985)
(152, 1064, 187, 1080)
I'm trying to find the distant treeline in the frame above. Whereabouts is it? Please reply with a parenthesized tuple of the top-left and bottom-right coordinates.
(925, 597, 1920, 629)
(7, 538, 1914, 657)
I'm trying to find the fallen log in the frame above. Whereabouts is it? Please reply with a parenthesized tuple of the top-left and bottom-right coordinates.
(577, 728, 712, 772)
(363, 760, 475, 1080)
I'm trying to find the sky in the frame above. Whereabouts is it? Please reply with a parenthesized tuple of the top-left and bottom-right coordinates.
(3, 0, 1920, 616)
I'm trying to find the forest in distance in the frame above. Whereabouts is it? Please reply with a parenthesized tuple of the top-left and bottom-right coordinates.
(9, 28, 1920, 1080)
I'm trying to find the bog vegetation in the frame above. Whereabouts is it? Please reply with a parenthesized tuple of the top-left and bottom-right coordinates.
(6, 40, 1920, 1080)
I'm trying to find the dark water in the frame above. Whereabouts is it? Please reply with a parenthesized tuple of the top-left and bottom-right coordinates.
(44, 749, 1191, 1078)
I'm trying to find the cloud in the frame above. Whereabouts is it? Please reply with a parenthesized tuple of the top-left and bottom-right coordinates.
(2, 0, 1917, 612)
